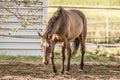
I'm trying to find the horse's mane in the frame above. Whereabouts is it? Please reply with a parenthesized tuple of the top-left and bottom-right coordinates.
(44, 7, 66, 38)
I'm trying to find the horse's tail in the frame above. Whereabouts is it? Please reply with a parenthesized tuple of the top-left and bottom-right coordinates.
(72, 37, 80, 56)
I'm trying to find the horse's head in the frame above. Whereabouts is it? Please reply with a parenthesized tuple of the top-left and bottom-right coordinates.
(38, 32, 53, 65)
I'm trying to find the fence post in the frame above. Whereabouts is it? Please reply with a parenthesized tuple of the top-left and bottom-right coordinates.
(106, 11, 109, 44)
(42, 0, 48, 34)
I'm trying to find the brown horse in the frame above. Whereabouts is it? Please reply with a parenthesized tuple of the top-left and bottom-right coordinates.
(38, 7, 87, 74)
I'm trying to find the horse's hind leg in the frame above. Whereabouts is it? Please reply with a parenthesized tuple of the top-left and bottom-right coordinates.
(80, 35, 85, 70)
(61, 42, 66, 74)
(66, 41, 71, 71)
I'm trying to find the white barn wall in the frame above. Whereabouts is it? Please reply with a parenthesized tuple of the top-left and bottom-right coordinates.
(0, 0, 47, 56)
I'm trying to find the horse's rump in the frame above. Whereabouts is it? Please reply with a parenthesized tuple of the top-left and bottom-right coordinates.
(70, 10, 87, 39)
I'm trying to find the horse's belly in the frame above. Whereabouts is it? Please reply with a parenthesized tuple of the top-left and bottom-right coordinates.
(68, 26, 83, 40)
(68, 20, 83, 40)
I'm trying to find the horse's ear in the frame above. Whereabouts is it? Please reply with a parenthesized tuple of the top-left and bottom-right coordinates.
(58, 6, 63, 12)
(38, 32, 43, 38)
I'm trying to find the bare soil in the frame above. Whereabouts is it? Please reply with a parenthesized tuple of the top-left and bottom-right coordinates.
(0, 61, 120, 80)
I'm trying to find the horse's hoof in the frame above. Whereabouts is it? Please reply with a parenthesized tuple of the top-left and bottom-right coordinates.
(49, 72, 58, 78)
(53, 69, 57, 73)
(53, 72, 58, 76)
(59, 71, 65, 76)
(65, 71, 70, 75)
(66, 67, 70, 71)
(61, 72, 64, 75)
(79, 69, 84, 72)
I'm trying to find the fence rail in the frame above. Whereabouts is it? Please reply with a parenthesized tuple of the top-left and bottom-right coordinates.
(1, 34, 120, 39)
(44, 6, 120, 10)
(1, 5, 120, 10)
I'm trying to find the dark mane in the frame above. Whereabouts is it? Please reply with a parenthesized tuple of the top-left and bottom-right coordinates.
(44, 7, 66, 38)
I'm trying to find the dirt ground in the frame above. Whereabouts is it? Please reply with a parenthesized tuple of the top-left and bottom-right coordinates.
(0, 61, 120, 80)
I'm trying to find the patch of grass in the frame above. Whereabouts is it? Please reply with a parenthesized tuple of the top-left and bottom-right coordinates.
(108, 56, 117, 62)
(0, 48, 119, 63)
(0, 55, 42, 62)
(71, 53, 99, 62)
(54, 48, 120, 63)
(85, 53, 99, 61)
(85, 48, 120, 62)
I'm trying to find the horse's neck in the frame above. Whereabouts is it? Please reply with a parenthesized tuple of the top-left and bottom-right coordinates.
(50, 18, 62, 35)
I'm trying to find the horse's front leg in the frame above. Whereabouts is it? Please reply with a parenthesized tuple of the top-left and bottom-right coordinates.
(50, 52, 57, 73)
(61, 42, 66, 74)
(66, 42, 71, 71)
